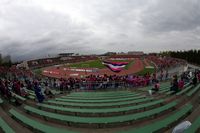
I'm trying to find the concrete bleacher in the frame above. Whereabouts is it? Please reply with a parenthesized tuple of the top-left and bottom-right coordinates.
(55, 95, 146, 103)
(37, 99, 164, 116)
(186, 83, 200, 97)
(68, 91, 134, 97)
(176, 85, 194, 96)
(184, 116, 200, 133)
(46, 97, 154, 108)
(9, 109, 76, 133)
(10, 92, 26, 103)
(164, 84, 193, 96)
(24, 101, 177, 127)
(24, 88, 36, 100)
(61, 93, 141, 100)
(0, 117, 15, 133)
(118, 104, 193, 133)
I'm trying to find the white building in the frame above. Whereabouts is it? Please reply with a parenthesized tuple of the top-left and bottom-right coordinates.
(16, 61, 29, 70)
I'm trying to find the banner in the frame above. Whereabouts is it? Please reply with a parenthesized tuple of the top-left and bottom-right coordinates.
(102, 61, 128, 72)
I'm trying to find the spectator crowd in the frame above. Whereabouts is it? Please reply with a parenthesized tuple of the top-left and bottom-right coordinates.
(0, 55, 199, 104)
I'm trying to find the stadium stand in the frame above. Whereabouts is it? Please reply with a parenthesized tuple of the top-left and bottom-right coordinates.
(0, 56, 199, 132)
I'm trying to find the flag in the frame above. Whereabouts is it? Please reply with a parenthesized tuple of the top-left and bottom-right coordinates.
(102, 61, 128, 72)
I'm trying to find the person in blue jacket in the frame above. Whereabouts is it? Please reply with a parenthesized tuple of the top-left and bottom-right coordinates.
(34, 81, 44, 103)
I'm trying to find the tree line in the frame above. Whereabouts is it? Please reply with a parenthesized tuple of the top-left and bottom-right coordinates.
(0, 60, 12, 67)
(160, 49, 200, 65)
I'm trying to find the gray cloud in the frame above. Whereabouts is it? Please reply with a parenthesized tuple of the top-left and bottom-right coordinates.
(141, 0, 200, 32)
(0, 0, 200, 61)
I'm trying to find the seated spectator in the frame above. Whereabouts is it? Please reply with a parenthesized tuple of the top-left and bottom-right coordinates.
(152, 80, 160, 92)
(44, 85, 54, 98)
(148, 80, 160, 96)
(13, 80, 21, 96)
(191, 75, 197, 85)
(170, 75, 179, 93)
(178, 78, 184, 90)
(4, 85, 12, 99)
(20, 85, 29, 97)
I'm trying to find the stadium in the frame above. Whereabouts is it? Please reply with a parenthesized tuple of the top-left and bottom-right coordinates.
(1, 1, 200, 133)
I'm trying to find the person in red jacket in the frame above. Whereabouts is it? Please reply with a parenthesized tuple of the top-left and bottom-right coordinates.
(152, 80, 160, 92)
(178, 78, 184, 90)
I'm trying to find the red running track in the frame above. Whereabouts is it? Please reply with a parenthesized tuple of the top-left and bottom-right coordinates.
(42, 58, 144, 78)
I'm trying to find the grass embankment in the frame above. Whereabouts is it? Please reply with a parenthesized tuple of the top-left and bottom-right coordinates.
(136, 59, 155, 75)
(136, 67, 155, 76)
(32, 68, 43, 75)
(124, 60, 134, 70)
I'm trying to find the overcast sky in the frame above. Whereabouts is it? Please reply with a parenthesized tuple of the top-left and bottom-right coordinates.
(0, 0, 200, 61)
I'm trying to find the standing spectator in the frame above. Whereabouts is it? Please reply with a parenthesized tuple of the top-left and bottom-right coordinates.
(160, 70, 164, 81)
(197, 71, 200, 82)
(34, 82, 44, 103)
(170, 75, 179, 93)
(165, 70, 169, 80)
(191, 74, 197, 85)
